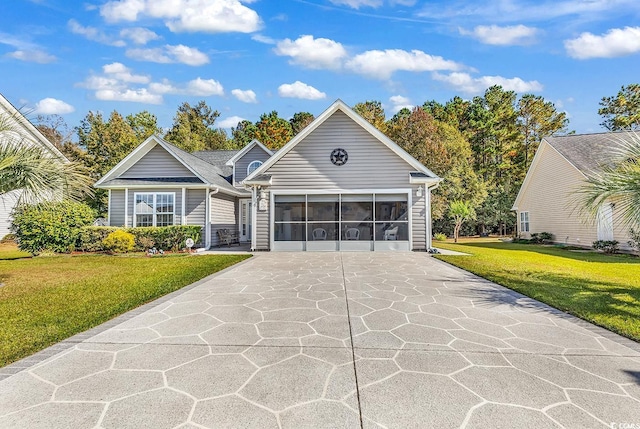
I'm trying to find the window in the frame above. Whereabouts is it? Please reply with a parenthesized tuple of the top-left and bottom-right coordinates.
(520, 211, 529, 233)
(247, 160, 263, 175)
(134, 193, 175, 227)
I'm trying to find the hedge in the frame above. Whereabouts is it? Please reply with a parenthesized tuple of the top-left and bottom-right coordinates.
(12, 201, 96, 254)
(77, 225, 203, 252)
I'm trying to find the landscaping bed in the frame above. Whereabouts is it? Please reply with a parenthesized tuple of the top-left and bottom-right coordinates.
(0, 244, 250, 366)
(435, 238, 640, 342)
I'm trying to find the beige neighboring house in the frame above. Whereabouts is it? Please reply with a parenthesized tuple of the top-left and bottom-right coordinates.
(0, 93, 67, 238)
(512, 131, 634, 250)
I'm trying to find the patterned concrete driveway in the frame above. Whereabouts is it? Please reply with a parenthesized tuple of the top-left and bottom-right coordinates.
(1, 252, 640, 428)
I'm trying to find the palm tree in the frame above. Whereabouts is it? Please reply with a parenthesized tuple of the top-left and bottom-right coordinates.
(576, 132, 640, 229)
(0, 113, 93, 204)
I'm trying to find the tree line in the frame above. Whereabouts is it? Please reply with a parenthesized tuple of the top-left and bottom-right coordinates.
(37, 83, 640, 236)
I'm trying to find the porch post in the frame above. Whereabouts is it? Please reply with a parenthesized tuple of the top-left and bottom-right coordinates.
(251, 186, 257, 251)
(205, 188, 211, 248)
(124, 188, 129, 228)
(426, 188, 432, 250)
(181, 188, 186, 225)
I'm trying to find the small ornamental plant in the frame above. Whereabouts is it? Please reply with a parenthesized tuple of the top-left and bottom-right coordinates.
(102, 230, 135, 253)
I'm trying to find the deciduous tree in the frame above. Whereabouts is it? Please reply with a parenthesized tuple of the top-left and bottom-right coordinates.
(354, 100, 387, 133)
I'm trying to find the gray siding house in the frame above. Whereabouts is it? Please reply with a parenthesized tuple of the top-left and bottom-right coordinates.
(97, 100, 441, 251)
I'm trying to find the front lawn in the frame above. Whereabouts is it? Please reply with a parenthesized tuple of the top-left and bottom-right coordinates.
(0, 242, 31, 260)
(0, 247, 250, 367)
(435, 238, 640, 342)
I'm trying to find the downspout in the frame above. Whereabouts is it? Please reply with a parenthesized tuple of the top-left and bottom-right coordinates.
(427, 181, 440, 251)
(251, 186, 258, 251)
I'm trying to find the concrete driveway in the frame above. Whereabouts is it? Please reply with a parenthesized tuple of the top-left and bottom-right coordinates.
(1, 252, 639, 428)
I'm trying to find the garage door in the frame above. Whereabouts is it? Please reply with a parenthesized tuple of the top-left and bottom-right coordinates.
(272, 192, 410, 251)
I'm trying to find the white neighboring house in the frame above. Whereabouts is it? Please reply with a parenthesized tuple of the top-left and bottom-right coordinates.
(0, 93, 67, 239)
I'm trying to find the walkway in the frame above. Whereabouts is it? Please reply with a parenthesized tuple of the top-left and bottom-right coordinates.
(1, 253, 639, 428)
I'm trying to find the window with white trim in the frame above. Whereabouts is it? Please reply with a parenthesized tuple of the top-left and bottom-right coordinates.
(247, 160, 263, 175)
(519, 211, 530, 233)
(134, 193, 175, 227)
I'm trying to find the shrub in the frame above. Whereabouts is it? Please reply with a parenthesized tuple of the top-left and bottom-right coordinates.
(434, 232, 447, 241)
(129, 226, 202, 251)
(530, 232, 554, 244)
(102, 230, 135, 253)
(138, 236, 155, 251)
(592, 240, 619, 254)
(629, 228, 640, 253)
(12, 201, 95, 254)
(77, 226, 119, 252)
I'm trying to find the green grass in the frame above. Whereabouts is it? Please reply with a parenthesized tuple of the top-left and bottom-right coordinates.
(0, 246, 250, 367)
(435, 238, 640, 342)
(0, 242, 32, 260)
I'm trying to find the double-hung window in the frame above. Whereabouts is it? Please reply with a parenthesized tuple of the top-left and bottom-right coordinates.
(519, 211, 530, 233)
(134, 193, 175, 227)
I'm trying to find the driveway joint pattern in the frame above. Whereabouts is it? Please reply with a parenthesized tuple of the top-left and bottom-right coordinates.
(1, 252, 639, 428)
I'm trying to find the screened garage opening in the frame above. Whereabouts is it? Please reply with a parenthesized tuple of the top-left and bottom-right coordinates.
(272, 192, 409, 251)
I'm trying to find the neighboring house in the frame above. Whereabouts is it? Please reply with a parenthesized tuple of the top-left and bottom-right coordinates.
(0, 93, 67, 239)
(512, 131, 633, 249)
(97, 100, 442, 251)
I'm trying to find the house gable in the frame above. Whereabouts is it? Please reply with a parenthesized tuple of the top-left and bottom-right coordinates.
(266, 110, 426, 188)
(120, 144, 196, 178)
(231, 141, 273, 185)
(245, 100, 440, 189)
(95, 135, 206, 187)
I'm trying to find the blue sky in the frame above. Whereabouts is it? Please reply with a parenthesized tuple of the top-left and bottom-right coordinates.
(1, 0, 639, 135)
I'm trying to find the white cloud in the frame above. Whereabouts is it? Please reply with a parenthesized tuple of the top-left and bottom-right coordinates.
(78, 62, 162, 104)
(278, 81, 326, 100)
(68, 19, 125, 46)
(274, 35, 347, 70)
(148, 77, 224, 96)
(6, 49, 56, 63)
(459, 24, 539, 46)
(185, 77, 224, 95)
(119, 27, 160, 44)
(100, 0, 262, 34)
(103, 62, 150, 83)
(251, 34, 276, 44)
(389, 95, 413, 113)
(218, 115, 246, 128)
(232, 89, 257, 103)
(432, 72, 543, 94)
(346, 49, 463, 80)
(126, 47, 172, 63)
(34, 98, 75, 115)
(126, 44, 209, 65)
(564, 26, 640, 59)
(165, 44, 209, 65)
(95, 88, 162, 104)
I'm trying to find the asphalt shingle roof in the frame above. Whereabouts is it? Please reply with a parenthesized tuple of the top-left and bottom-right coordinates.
(159, 143, 247, 195)
(544, 131, 636, 174)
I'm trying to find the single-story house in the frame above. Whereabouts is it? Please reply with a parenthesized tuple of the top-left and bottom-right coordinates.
(0, 93, 67, 238)
(97, 100, 442, 251)
(512, 131, 634, 249)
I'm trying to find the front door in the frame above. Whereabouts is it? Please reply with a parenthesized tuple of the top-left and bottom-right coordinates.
(597, 203, 614, 241)
(239, 199, 252, 242)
